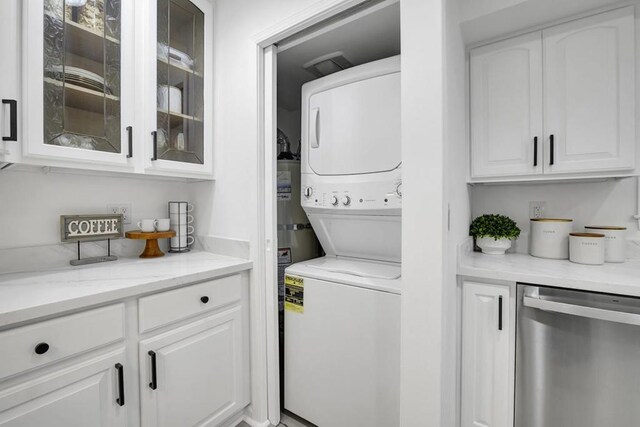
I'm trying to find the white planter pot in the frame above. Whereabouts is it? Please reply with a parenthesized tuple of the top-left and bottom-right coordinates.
(476, 237, 512, 255)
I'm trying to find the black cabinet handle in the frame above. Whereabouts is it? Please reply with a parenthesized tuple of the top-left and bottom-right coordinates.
(115, 363, 125, 406)
(549, 134, 555, 166)
(200, 296, 209, 304)
(34, 342, 49, 355)
(126, 126, 133, 158)
(2, 99, 17, 142)
(151, 131, 158, 161)
(148, 350, 157, 390)
(498, 296, 503, 331)
(533, 136, 538, 167)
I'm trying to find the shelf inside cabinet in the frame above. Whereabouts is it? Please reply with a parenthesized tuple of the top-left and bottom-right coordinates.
(158, 109, 202, 127)
(157, 57, 202, 77)
(45, 77, 119, 114)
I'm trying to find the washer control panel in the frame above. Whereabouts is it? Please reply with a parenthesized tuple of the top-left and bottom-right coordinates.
(301, 178, 402, 211)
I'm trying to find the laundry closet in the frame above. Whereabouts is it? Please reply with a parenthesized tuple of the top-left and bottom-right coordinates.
(273, 1, 401, 425)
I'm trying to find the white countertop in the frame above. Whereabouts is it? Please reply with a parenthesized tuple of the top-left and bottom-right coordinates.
(459, 250, 640, 296)
(0, 252, 252, 328)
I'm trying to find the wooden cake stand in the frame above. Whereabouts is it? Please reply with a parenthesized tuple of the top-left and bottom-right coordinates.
(125, 230, 176, 258)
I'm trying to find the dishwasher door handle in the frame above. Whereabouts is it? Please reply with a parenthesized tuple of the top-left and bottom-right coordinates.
(523, 294, 640, 326)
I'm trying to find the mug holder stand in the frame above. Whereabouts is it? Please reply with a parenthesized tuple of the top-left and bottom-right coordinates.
(168, 201, 193, 253)
(70, 239, 117, 266)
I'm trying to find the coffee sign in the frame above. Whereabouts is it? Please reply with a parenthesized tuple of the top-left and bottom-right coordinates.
(60, 214, 124, 242)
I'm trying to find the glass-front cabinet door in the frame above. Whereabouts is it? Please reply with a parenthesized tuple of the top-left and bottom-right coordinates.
(146, 0, 213, 177)
(24, 0, 134, 167)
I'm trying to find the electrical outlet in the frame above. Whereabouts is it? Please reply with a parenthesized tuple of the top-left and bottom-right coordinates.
(529, 201, 546, 219)
(107, 203, 132, 224)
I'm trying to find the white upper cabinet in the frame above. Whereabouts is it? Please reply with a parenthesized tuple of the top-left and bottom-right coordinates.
(143, 0, 213, 178)
(470, 32, 543, 178)
(543, 7, 635, 174)
(23, 0, 136, 169)
(470, 6, 636, 181)
(461, 281, 514, 427)
(0, 0, 22, 166)
(12, 0, 213, 178)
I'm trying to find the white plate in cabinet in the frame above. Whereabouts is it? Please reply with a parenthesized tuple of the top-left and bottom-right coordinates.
(461, 281, 515, 427)
(139, 307, 248, 427)
(0, 348, 127, 427)
(543, 7, 635, 174)
(470, 32, 543, 178)
(0, 304, 125, 381)
(138, 274, 242, 333)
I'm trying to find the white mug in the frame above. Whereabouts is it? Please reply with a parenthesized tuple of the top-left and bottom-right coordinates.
(170, 214, 194, 224)
(169, 203, 194, 214)
(137, 219, 156, 232)
(171, 235, 194, 248)
(176, 224, 194, 235)
(155, 218, 171, 232)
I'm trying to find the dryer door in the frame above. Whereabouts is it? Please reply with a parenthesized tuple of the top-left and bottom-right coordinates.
(307, 72, 401, 175)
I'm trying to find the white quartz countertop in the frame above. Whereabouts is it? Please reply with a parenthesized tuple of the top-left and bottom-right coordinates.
(0, 252, 252, 328)
(459, 250, 640, 297)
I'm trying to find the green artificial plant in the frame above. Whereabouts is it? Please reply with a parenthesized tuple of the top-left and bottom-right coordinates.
(469, 214, 521, 241)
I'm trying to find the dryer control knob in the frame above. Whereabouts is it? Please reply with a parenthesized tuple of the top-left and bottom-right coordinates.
(331, 195, 339, 206)
(341, 196, 351, 206)
(303, 187, 313, 198)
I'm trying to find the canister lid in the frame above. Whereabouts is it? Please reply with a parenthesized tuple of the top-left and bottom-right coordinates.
(570, 232, 605, 238)
(585, 225, 627, 230)
(531, 218, 573, 222)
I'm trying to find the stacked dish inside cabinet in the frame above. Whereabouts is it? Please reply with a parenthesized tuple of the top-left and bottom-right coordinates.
(156, 0, 205, 165)
(43, 0, 122, 153)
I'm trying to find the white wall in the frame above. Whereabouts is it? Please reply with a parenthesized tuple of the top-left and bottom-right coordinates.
(191, 0, 320, 247)
(471, 179, 640, 252)
(0, 167, 191, 252)
(443, 0, 470, 425)
(399, 0, 446, 426)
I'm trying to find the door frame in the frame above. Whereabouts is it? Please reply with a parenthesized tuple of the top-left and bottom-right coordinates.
(252, 1, 377, 424)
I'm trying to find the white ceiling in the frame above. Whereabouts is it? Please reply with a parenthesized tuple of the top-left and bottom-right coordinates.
(277, 1, 401, 111)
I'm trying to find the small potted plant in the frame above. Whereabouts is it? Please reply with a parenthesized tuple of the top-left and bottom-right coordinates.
(469, 214, 521, 255)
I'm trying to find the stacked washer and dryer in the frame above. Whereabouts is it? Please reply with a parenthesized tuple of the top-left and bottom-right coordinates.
(284, 55, 401, 427)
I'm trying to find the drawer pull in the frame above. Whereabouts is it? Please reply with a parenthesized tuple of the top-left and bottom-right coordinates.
(34, 343, 49, 355)
(115, 363, 125, 406)
(148, 350, 157, 390)
(200, 296, 209, 304)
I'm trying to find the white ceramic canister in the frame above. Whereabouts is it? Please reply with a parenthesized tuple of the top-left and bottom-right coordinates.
(569, 233, 605, 265)
(530, 218, 574, 259)
(584, 226, 627, 263)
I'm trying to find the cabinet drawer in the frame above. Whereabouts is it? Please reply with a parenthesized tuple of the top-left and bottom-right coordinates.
(0, 304, 125, 380)
(138, 275, 242, 333)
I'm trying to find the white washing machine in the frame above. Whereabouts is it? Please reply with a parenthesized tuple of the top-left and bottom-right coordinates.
(284, 257, 400, 427)
(284, 55, 401, 427)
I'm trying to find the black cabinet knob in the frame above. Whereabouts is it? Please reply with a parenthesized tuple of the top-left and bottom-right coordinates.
(35, 343, 49, 355)
(200, 296, 209, 304)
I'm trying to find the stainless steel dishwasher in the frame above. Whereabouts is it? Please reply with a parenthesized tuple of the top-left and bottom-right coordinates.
(516, 284, 640, 427)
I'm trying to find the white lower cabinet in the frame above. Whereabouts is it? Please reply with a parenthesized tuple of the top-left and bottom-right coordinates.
(0, 349, 127, 426)
(139, 306, 247, 427)
(0, 273, 249, 427)
(461, 281, 515, 427)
